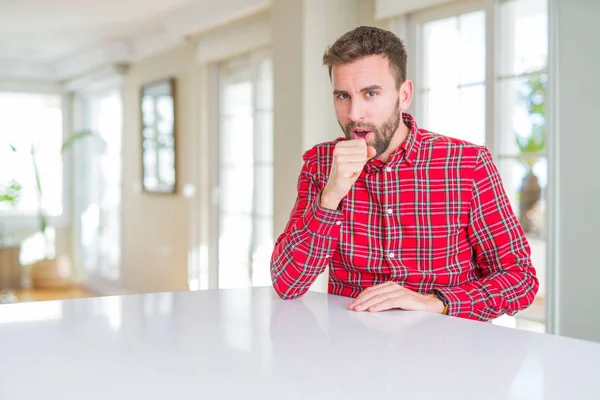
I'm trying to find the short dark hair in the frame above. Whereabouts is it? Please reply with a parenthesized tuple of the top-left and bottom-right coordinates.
(322, 26, 407, 89)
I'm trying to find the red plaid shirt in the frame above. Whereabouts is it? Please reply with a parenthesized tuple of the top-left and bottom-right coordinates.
(271, 113, 538, 321)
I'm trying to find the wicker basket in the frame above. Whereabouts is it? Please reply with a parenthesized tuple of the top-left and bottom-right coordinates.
(31, 257, 71, 290)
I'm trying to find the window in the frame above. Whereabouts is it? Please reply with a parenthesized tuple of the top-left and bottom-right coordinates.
(0, 92, 63, 216)
(409, 0, 548, 331)
(141, 79, 176, 193)
(76, 89, 123, 281)
(418, 8, 486, 145)
(0, 92, 63, 264)
(495, 0, 548, 328)
(216, 50, 273, 289)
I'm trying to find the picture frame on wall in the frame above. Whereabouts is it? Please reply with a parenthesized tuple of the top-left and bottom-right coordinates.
(140, 78, 177, 194)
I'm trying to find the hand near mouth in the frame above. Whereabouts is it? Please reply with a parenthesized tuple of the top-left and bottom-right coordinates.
(320, 139, 377, 210)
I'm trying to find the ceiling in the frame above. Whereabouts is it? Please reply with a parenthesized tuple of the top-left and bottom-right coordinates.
(0, 0, 269, 81)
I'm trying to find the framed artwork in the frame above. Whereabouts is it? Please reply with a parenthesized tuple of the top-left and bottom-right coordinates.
(140, 78, 177, 194)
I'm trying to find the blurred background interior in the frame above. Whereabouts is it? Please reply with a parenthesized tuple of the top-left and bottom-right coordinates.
(0, 0, 598, 342)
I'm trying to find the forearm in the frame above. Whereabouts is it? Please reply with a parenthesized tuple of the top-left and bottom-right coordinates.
(448, 146, 539, 321)
(270, 198, 343, 299)
(434, 260, 539, 321)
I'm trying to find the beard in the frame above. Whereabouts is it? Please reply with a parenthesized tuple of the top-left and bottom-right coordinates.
(339, 99, 402, 159)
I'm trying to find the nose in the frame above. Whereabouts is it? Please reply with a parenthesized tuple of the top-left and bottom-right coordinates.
(348, 98, 366, 124)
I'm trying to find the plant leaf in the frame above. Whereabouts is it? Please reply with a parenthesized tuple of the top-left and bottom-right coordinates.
(40, 213, 48, 236)
(515, 75, 547, 155)
(0, 180, 20, 205)
(61, 130, 92, 153)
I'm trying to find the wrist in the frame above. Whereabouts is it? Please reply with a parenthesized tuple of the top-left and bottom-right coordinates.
(320, 189, 342, 210)
(426, 294, 446, 314)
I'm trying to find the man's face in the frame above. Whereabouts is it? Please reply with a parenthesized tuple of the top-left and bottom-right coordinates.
(331, 55, 408, 158)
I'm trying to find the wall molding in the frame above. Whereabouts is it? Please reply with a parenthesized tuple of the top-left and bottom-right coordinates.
(196, 11, 271, 64)
(375, 0, 455, 19)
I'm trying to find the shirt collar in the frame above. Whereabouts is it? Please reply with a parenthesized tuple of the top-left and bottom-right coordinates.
(366, 112, 422, 172)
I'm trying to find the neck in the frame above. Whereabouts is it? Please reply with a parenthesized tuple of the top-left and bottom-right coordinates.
(378, 118, 410, 163)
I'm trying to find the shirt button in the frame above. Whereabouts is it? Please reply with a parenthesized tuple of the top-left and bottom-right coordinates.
(336, 221, 342, 226)
(388, 252, 395, 259)
(386, 167, 392, 172)
(387, 208, 393, 215)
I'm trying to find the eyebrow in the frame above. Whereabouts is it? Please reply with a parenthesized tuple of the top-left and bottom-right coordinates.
(333, 85, 383, 96)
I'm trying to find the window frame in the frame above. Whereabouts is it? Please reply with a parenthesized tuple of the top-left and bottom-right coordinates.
(406, 0, 486, 147)
(210, 48, 274, 290)
(188, 12, 272, 292)
(70, 76, 125, 292)
(407, 0, 549, 163)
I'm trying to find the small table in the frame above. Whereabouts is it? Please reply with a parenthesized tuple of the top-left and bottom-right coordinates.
(0, 287, 598, 399)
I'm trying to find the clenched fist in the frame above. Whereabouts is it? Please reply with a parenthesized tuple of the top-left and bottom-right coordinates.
(321, 139, 376, 210)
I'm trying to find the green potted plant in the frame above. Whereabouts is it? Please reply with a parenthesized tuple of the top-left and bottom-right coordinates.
(0, 181, 21, 207)
(7, 131, 92, 289)
(515, 75, 546, 235)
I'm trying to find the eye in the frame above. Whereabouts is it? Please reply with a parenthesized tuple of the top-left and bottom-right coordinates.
(337, 93, 349, 100)
(366, 91, 378, 97)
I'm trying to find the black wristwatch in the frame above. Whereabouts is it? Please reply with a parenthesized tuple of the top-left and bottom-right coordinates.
(432, 290, 449, 315)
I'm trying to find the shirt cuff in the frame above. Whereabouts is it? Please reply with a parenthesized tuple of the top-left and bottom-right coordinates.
(303, 194, 344, 237)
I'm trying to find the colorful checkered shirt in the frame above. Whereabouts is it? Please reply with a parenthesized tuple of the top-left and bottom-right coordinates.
(270, 113, 539, 321)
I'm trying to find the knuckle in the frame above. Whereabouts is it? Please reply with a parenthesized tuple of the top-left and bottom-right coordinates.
(333, 146, 346, 155)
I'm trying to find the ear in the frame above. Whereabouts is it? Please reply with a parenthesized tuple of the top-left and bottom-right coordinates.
(398, 80, 413, 110)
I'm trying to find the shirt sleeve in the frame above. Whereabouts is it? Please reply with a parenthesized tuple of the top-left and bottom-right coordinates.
(270, 150, 344, 299)
(433, 147, 539, 321)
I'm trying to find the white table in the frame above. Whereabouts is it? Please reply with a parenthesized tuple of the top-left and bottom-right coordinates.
(0, 287, 598, 399)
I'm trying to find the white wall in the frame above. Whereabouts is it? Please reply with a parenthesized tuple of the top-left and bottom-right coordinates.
(121, 44, 195, 294)
(552, 0, 600, 342)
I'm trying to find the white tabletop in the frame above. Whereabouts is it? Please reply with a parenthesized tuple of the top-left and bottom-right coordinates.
(0, 287, 598, 399)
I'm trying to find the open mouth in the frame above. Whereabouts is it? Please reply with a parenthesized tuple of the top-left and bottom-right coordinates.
(352, 128, 371, 139)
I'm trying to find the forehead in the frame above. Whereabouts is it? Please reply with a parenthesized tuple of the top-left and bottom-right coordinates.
(331, 55, 395, 88)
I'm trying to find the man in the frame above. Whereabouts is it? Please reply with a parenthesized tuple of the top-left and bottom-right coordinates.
(270, 26, 538, 321)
